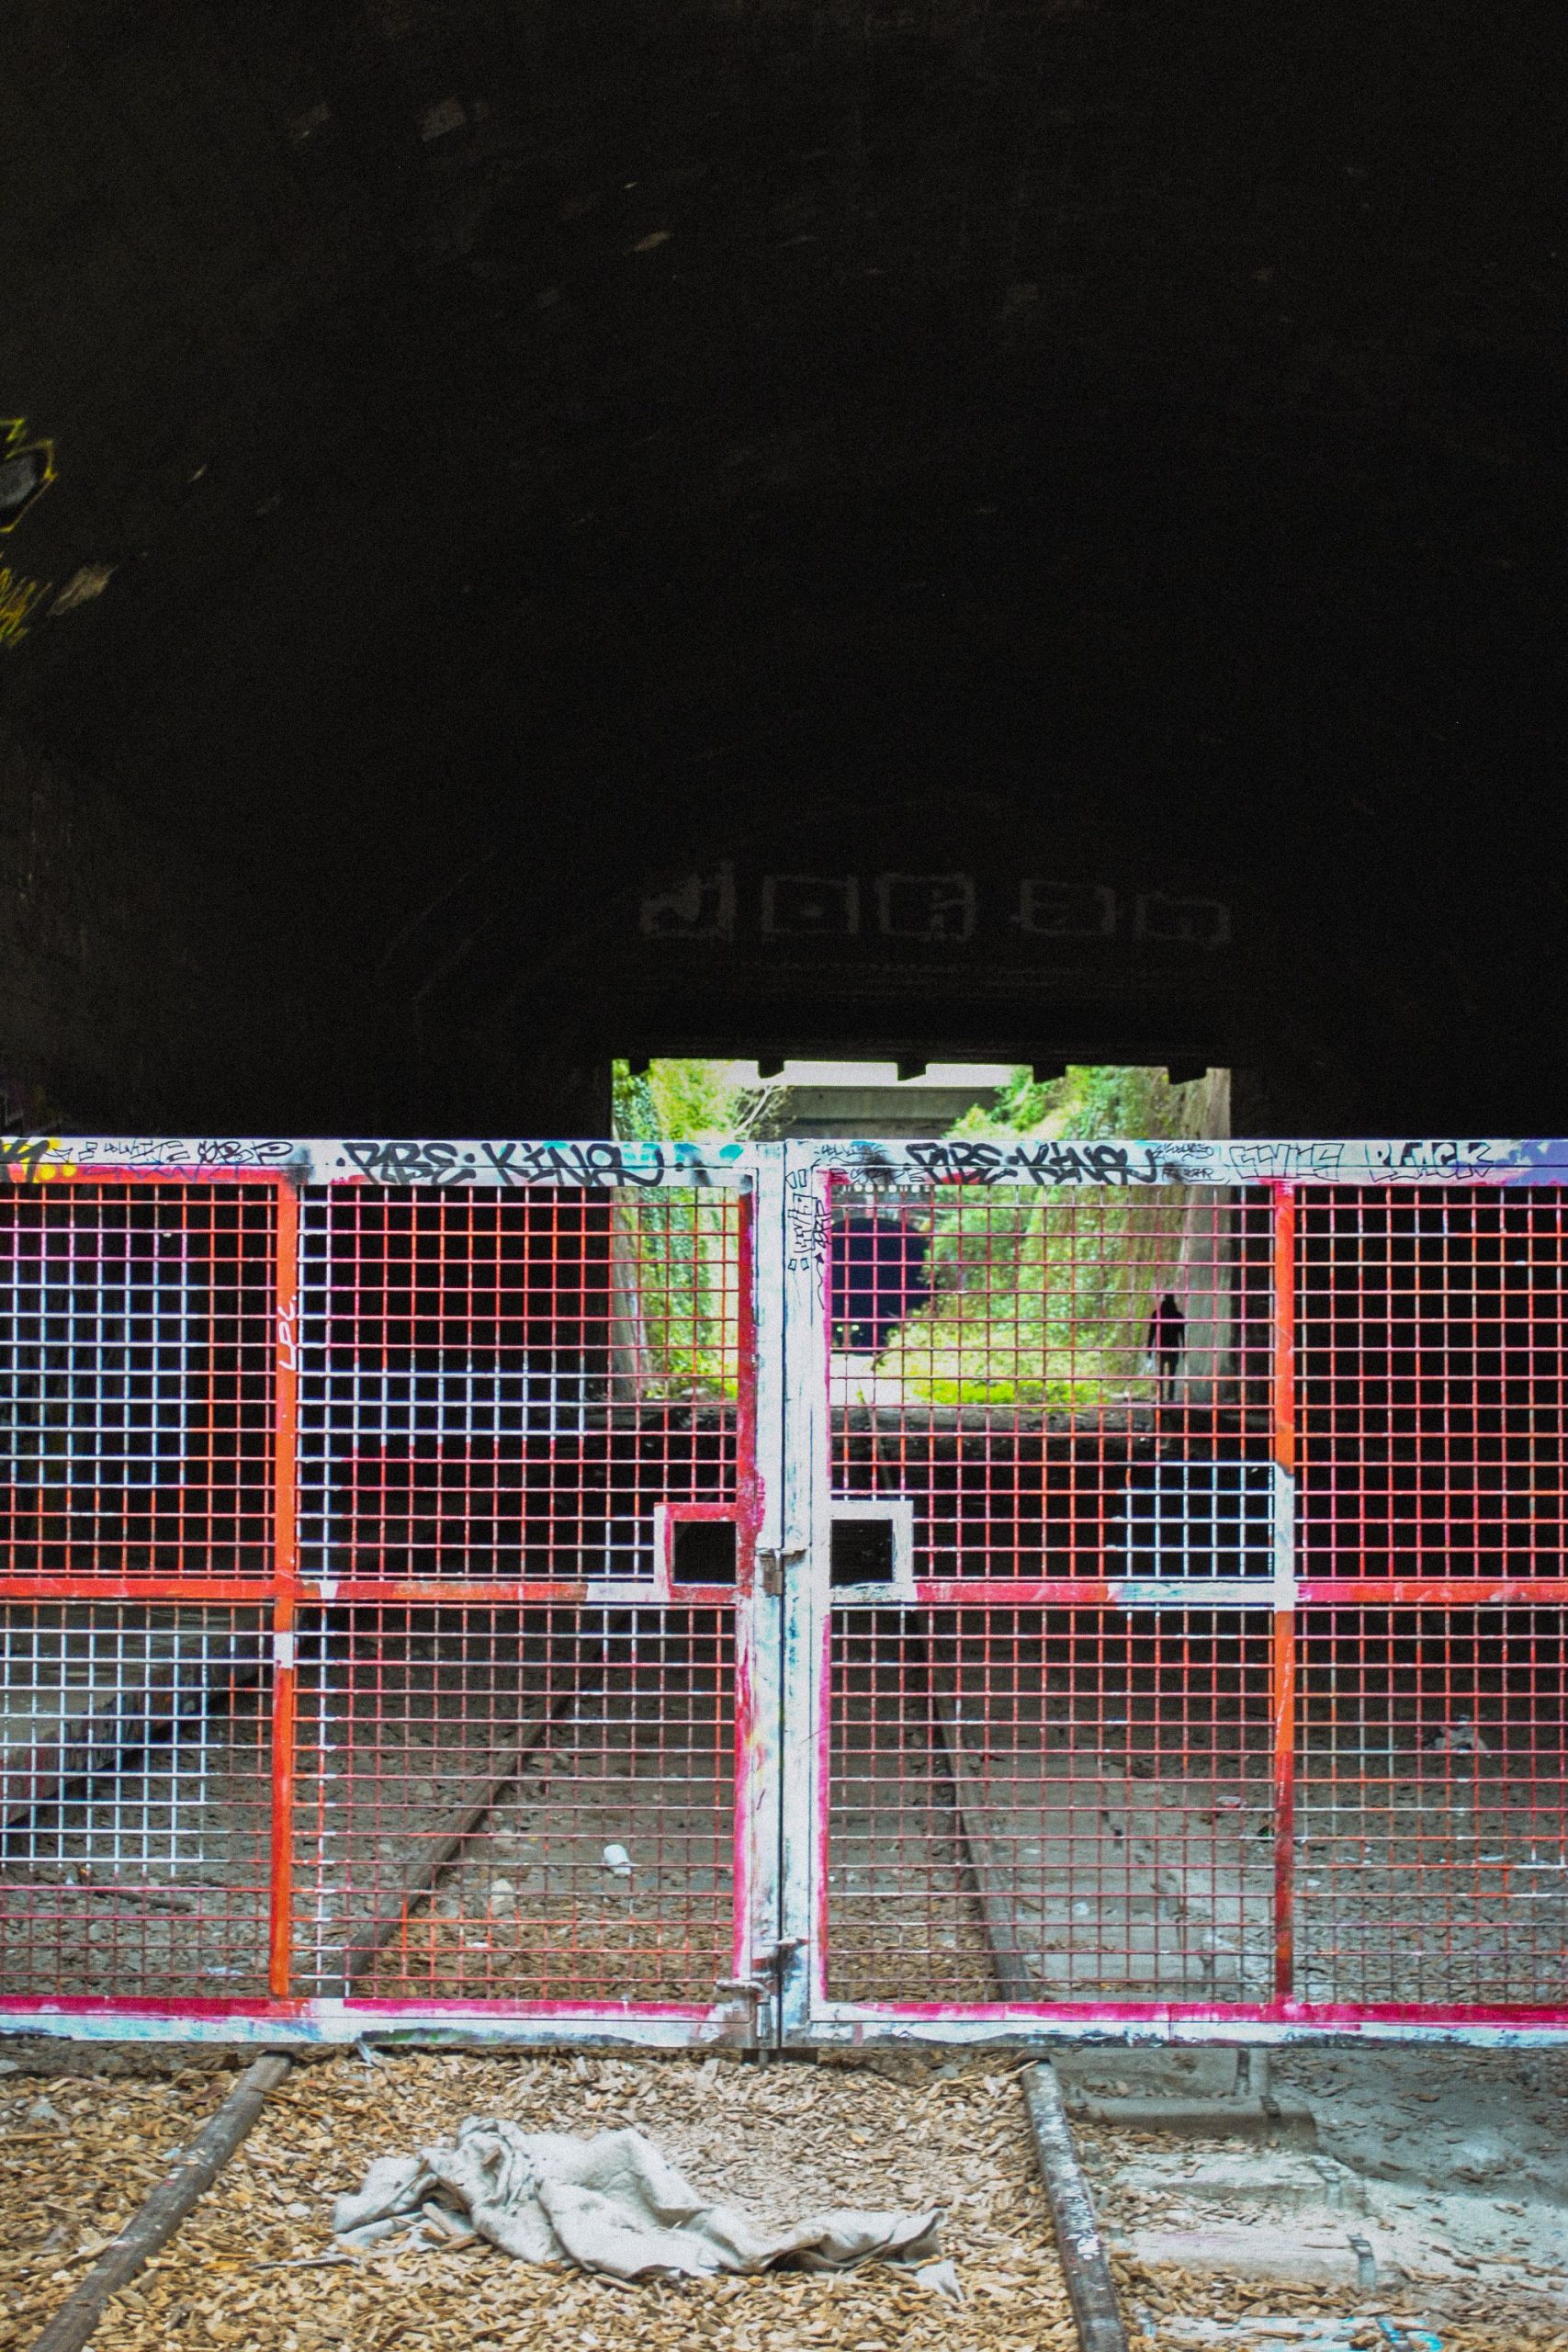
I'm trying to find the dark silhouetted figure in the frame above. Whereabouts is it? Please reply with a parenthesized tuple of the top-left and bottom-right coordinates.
(1147, 1291, 1186, 1405)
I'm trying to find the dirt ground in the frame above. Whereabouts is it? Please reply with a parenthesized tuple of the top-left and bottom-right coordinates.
(1060, 2044, 1568, 2349)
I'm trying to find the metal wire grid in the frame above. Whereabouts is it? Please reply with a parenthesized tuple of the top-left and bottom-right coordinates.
(818, 1179, 1568, 2020)
(0, 1604, 272, 1998)
(292, 1604, 738, 2004)
(297, 1187, 747, 1585)
(1298, 1187, 1568, 1578)
(1295, 1609, 1567, 2005)
(0, 1184, 277, 1578)
(824, 1606, 1276, 2006)
(828, 1182, 1275, 1578)
(2, 1158, 1565, 2033)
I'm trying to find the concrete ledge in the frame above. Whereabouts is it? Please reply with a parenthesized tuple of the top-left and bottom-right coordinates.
(1068, 2093, 1318, 2146)
(1113, 2221, 1389, 2288)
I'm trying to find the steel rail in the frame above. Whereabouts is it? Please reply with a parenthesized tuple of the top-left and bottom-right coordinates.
(29, 2054, 293, 2352)
(1021, 2062, 1130, 2352)
(866, 1427, 1131, 2349)
(340, 1701, 560, 1990)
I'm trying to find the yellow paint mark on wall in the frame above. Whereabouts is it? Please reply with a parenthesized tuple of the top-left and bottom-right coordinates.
(0, 562, 51, 647)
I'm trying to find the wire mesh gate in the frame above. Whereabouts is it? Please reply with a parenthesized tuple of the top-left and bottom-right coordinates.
(0, 1143, 771, 2047)
(3, 1136, 1567, 2046)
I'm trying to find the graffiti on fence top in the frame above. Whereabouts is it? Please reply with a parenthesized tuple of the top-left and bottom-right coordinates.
(195, 1139, 296, 1167)
(1, 1136, 736, 1186)
(60, 1136, 293, 1171)
(6, 1136, 1568, 1188)
(638, 863, 1234, 951)
(0, 1136, 76, 1182)
(813, 1136, 1568, 1189)
(339, 1138, 741, 1187)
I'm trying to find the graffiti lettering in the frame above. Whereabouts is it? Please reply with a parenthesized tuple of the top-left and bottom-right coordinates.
(1367, 1138, 1502, 1180)
(642, 868, 1235, 951)
(75, 1136, 192, 1165)
(276, 1300, 299, 1374)
(786, 1190, 828, 1269)
(0, 1134, 62, 1182)
(479, 1140, 671, 1190)
(640, 863, 736, 941)
(761, 876, 860, 938)
(875, 873, 976, 942)
(195, 1139, 295, 1167)
(1134, 892, 1233, 950)
(825, 1137, 1545, 1190)
(2, 1135, 1558, 1194)
(904, 1137, 1173, 1188)
(1229, 1143, 1347, 1182)
(344, 1138, 465, 1184)
(341, 1139, 676, 1188)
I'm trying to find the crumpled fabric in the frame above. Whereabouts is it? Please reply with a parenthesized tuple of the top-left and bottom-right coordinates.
(333, 2117, 945, 2282)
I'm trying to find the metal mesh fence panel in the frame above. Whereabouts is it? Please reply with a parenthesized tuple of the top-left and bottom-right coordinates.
(0, 1182, 276, 1580)
(292, 1602, 738, 2005)
(0, 1602, 272, 2000)
(826, 1605, 1275, 2006)
(3, 1144, 1565, 2039)
(298, 1186, 748, 1588)
(1296, 1605, 1568, 2007)
(809, 1164, 1568, 2034)
(828, 1181, 1274, 1581)
(1298, 1188, 1568, 1579)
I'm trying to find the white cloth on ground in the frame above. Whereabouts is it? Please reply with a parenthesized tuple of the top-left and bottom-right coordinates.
(333, 2117, 944, 2281)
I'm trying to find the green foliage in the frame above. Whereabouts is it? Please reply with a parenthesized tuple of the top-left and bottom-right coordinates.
(952, 1061, 1213, 1144)
(613, 1191, 739, 1400)
(611, 1059, 1221, 1409)
(611, 1061, 764, 1397)
(875, 1066, 1218, 1408)
(611, 1058, 770, 1142)
(874, 1182, 1188, 1408)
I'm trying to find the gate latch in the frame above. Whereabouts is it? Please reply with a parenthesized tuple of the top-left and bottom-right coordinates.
(716, 1938, 806, 2006)
(755, 1545, 806, 1599)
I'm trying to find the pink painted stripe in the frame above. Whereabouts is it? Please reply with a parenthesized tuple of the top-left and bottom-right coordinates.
(835, 1997, 1568, 2030)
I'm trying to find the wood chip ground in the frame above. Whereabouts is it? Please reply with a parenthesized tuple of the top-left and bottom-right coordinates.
(5, 2051, 1567, 2352)
(7, 2052, 1077, 2352)
(0, 2060, 246, 2346)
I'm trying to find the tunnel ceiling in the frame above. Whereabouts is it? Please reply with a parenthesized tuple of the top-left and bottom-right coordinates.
(4, 0, 1565, 1106)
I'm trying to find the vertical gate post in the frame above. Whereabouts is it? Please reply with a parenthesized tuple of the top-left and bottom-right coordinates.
(777, 1143, 829, 2041)
(739, 1157, 786, 2041)
(267, 1175, 301, 2002)
(1270, 1181, 1298, 2004)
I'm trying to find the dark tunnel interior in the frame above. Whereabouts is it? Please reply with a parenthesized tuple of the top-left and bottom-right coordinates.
(3, 0, 1565, 1137)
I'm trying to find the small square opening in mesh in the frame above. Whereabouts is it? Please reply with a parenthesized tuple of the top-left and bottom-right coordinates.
(831, 1518, 896, 1585)
(671, 1519, 738, 1584)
